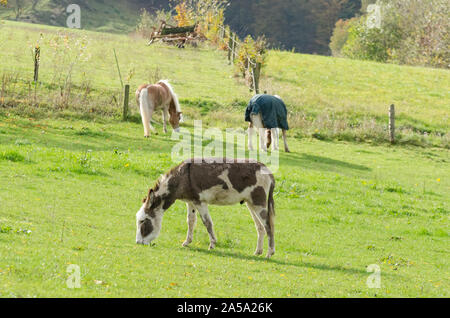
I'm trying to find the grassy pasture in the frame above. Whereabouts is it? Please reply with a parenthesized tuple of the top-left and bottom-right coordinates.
(0, 114, 448, 297)
(0, 21, 449, 147)
(0, 21, 449, 298)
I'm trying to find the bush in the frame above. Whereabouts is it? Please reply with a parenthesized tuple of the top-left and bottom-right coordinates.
(136, 8, 175, 39)
(329, 18, 357, 57)
(341, 0, 449, 68)
(342, 16, 398, 63)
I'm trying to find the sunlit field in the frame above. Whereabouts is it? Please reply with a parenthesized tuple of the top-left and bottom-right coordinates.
(0, 21, 448, 298)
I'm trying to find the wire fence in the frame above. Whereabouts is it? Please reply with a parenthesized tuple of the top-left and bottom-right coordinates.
(0, 20, 265, 120)
(213, 23, 262, 94)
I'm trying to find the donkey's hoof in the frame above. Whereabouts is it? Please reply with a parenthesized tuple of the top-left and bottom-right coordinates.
(182, 240, 191, 247)
(144, 135, 150, 139)
(254, 249, 263, 256)
(209, 243, 216, 250)
(266, 249, 275, 259)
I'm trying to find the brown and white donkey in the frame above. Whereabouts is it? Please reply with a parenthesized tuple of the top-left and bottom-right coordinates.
(136, 159, 276, 258)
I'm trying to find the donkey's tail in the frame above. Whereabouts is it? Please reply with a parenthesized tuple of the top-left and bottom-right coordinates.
(268, 180, 275, 235)
(159, 80, 183, 122)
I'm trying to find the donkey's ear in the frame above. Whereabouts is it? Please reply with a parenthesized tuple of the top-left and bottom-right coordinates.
(144, 189, 154, 208)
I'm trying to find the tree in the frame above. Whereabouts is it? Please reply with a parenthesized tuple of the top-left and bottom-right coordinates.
(224, 0, 361, 54)
(342, 0, 449, 68)
(31, 0, 39, 11)
(329, 17, 357, 56)
(311, 0, 351, 54)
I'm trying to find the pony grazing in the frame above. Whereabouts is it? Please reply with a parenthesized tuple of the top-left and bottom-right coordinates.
(245, 94, 290, 153)
(136, 159, 276, 258)
(135, 80, 183, 137)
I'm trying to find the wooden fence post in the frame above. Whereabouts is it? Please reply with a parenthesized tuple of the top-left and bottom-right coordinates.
(219, 26, 224, 43)
(232, 33, 237, 64)
(123, 84, 130, 121)
(228, 33, 233, 64)
(253, 62, 261, 94)
(33, 46, 40, 83)
(389, 104, 395, 144)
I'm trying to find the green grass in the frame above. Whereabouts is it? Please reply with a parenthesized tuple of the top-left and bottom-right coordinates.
(0, 21, 449, 297)
(0, 21, 448, 147)
(0, 115, 448, 297)
(264, 51, 450, 131)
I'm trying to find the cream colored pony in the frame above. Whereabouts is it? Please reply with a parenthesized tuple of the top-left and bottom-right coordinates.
(136, 80, 183, 137)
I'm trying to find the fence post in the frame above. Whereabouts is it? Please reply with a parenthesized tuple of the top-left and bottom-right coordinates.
(232, 33, 237, 63)
(33, 46, 40, 83)
(389, 104, 395, 144)
(253, 62, 261, 94)
(123, 84, 130, 121)
(228, 33, 233, 64)
(219, 26, 224, 43)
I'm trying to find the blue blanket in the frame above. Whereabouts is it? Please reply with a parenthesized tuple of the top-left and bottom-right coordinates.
(245, 94, 289, 130)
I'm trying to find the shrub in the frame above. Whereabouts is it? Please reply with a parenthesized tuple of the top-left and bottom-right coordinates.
(341, 0, 449, 68)
(330, 18, 358, 57)
(136, 8, 175, 39)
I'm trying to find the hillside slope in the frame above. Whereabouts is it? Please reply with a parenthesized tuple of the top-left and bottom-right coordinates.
(0, 0, 147, 33)
(0, 21, 448, 147)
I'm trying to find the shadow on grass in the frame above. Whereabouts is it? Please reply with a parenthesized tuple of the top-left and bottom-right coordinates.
(190, 247, 371, 276)
(0, 122, 177, 154)
(281, 151, 371, 173)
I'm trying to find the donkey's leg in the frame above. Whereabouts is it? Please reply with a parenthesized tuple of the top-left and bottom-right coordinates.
(266, 129, 272, 150)
(246, 203, 266, 256)
(248, 123, 256, 151)
(259, 128, 267, 152)
(182, 203, 197, 247)
(249, 204, 275, 258)
(262, 206, 275, 258)
(271, 128, 280, 151)
(282, 130, 290, 153)
(195, 203, 217, 250)
(251, 114, 266, 152)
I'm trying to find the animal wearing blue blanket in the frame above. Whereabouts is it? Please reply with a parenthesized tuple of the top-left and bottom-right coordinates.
(245, 94, 291, 152)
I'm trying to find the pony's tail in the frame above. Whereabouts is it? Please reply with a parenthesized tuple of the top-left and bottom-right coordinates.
(159, 80, 183, 122)
(136, 88, 141, 109)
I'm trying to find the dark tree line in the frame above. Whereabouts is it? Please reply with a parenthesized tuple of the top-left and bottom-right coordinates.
(136, 0, 361, 54)
(225, 0, 361, 54)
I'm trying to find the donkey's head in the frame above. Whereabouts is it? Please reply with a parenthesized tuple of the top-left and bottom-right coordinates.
(136, 189, 164, 245)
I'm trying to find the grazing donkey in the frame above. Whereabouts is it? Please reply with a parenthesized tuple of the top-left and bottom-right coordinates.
(136, 159, 276, 258)
(246, 94, 290, 153)
(136, 80, 183, 137)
